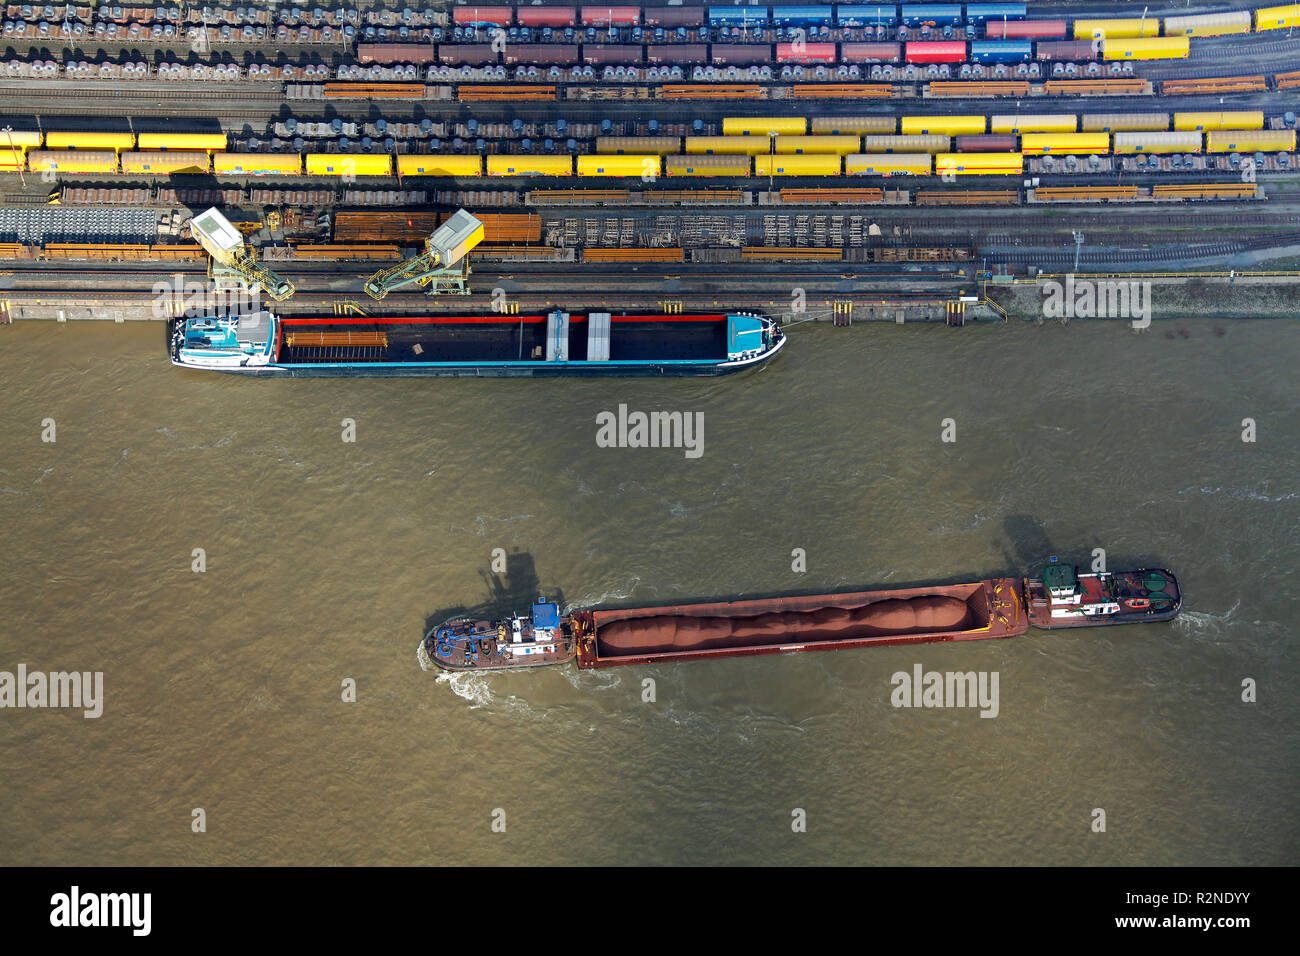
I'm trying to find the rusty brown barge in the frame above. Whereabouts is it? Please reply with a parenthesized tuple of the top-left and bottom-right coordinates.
(421, 560, 1180, 672)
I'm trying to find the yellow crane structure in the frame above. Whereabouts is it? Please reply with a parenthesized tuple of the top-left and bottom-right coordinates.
(362, 209, 484, 300)
(189, 206, 295, 301)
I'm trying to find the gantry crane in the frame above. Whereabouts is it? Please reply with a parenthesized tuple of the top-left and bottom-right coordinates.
(189, 206, 295, 301)
(362, 209, 484, 300)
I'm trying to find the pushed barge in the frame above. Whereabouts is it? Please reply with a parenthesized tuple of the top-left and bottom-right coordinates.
(170, 309, 784, 377)
(422, 563, 1180, 672)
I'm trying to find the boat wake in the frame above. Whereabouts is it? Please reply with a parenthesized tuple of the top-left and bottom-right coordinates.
(1173, 599, 1241, 638)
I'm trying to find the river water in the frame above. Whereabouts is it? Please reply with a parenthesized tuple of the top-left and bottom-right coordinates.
(1, 317, 1296, 865)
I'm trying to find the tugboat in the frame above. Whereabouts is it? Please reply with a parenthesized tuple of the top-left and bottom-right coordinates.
(1024, 558, 1181, 629)
(419, 599, 576, 671)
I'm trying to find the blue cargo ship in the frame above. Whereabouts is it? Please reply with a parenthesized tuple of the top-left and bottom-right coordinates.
(170, 308, 785, 377)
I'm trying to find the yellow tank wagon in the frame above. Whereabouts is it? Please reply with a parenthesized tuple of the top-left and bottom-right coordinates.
(45, 131, 135, 152)
(122, 150, 211, 174)
(577, 154, 663, 178)
(1205, 130, 1297, 153)
(685, 136, 772, 155)
(774, 135, 860, 155)
(861, 134, 950, 153)
(902, 115, 985, 136)
(136, 132, 228, 152)
(214, 153, 304, 176)
(665, 155, 752, 177)
(754, 154, 841, 176)
(396, 155, 484, 177)
(485, 155, 573, 176)
(1101, 37, 1188, 60)
(304, 153, 394, 176)
(1174, 111, 1264, 132)
(1255, 6, 1300, 30)
(29, 149, 118, 174)
(935, 152, 1022, 175)
(991, 114, 1077, 134)
(1020, 133, 1111, 155)
(846, 153, 932, 176)
(722, 117, 808, 136)
(1073, 18, 1159, 39)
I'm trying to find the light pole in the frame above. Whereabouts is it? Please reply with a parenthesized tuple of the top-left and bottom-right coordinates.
(4, 126, 26, 186)
(1072, 231, 1084, 273)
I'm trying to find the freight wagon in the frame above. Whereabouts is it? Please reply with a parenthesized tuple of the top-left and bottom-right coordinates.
(1073, 18, 1159, 39)
(486, 155, 573, 176)
(902, 115, 985, 135)
(991, 114, 1076, 134)
(755, 153, 842, 176)
(1205, 129, 1297, 153)
(665, 155, 751, 176)
(1019, 133, 1110, 154)
(214, 153, 304, 176)
(121, 150, 209, 174)
(774, 135, 861, 154)
(1163, 11, 1251, 37)
(985, 19, 1065, 39)
(1102, 37, 1188, 60)
(305, 153, 394, 176)
(935, 151, 1022, 174)
(395, 155, 485, 176)
(846, 152, 931, 175)
(1173, 111, 1264, 131)
(969, 40, 1032, 62)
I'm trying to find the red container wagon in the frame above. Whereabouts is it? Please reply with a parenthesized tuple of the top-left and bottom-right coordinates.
(842, 42, 902, 63)
(643, 6, 706, 28)
(985, 20, 1066, 40)
(906, 41, 966, 64)
(358, 43, 438, 64)
(502, 43, 581, 65)
(581, 6, 640, 27)
(647, 43, 708, 65)
(516, 7, 578, 28)
(711, 44, 775, 66)
(1035, 40, 1098, 61)
(452, 6, 513, 28)
(437, 43, 499, 66)
(955, 134, 1018, 151)
(582, 44, 645, 64)
(777, 41, 837, 65)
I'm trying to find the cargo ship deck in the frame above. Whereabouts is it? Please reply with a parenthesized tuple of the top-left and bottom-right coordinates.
(573, 577, 1028, 667)
(170, 309, 784, 376)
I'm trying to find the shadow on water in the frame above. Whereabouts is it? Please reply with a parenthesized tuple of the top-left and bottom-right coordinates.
(1002, 515, 1172, 577)
(422, 549, 565, 635)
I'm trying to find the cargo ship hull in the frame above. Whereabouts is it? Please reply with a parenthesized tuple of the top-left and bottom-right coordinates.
(171, 310, 784, 377)
(573, 578, 1029, 668)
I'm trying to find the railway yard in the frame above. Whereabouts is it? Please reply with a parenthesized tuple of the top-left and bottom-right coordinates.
(2, 0, 1300, 326)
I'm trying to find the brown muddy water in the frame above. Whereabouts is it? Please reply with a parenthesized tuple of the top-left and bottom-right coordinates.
(0, 318, 1296, 865)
